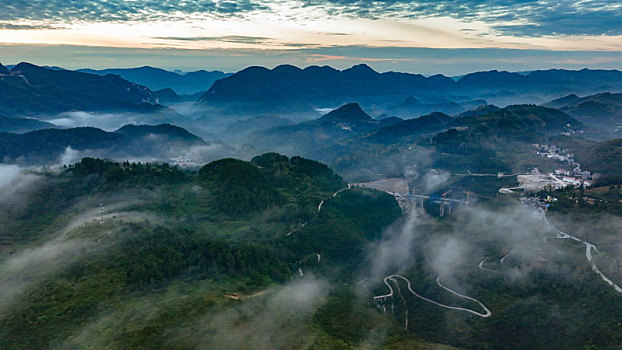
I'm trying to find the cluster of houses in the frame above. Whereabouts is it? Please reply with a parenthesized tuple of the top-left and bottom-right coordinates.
(534, 144, 574, 163)
(553, 168, 600, 187)
(533, 144, 601, 188)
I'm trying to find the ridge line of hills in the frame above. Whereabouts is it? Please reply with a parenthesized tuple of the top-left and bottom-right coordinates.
(0, 123, 228, 164)
(3, 61, 622, 121)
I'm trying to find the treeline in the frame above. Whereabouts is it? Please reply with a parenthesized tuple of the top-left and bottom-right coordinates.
(432, 129, 511, 174)
(71, 157, 190, 186)
(252, 153, 346, 219)
(199, 158, 283, 215)
(108, 226, 292, 289)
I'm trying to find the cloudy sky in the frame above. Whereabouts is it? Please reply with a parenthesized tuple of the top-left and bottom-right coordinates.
(1, 0, 622, 74)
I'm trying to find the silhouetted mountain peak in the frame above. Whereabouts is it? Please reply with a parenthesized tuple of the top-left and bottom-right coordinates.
(303, 65, 339, 74)
(77, 66, 230, 95)
(457, 104, 501, 118)
(545, 94, 582, 108)
(0, 62, 9, 75)
(238, 66, 271, 76)
(399, 96, 420, 107)
(367, 111, 454, 143)
(155, 88, 179, 98)
(11, 62, 45, 74)
(272, 64, 302, 74)
(379, 116, 404, 126)
(319, 103, 372, 123)
(427, 74, 455, 85)
(343, 64, 378, 76)
(458, 70, 524, 86)
(469, 104, 584, 133)
(425, 111, 452, 119)
(0, 62, 158, 116)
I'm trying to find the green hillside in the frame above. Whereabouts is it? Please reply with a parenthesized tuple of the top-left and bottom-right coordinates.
(0, 155, 405, 349)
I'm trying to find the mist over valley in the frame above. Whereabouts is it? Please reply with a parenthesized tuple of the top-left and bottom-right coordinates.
(2, 4, 622, 347)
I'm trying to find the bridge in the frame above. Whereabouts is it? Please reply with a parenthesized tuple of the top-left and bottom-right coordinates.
(402, 190, 493, 216)
(404, 194, 467, 216)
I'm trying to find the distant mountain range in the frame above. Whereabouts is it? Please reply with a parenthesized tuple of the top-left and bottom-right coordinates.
(4, 61, 622, 122)
(197, 64, 622, 119)
(366, 111, 453, 143)
(2, 61, 622, 149)
(545, 92, 622, 138)
(0, 63, 9, 75)
(78, 66, 231, 95)
(249, 102, 582, 154)
(0, 123, 226, 164)
(0, 62, 160, 116)
(247, 103, 402, 154)
(243, 101, 585, 181)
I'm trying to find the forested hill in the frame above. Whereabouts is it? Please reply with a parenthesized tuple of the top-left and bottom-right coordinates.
(0, 123, 211, 164)
(0, 62, 159, 116)
(0, 155, 403, 349)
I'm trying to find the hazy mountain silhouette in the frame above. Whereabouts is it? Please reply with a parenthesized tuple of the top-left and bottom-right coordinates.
(78, 66, 230, 95)
(0, 62, 160, 116)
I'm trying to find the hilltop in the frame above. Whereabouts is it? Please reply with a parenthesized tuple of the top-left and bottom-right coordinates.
(0, 62, 160, 116)
(0, 123, 213, 164)
(78, 66, 231, 95)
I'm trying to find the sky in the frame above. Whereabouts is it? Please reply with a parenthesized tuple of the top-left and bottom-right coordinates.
(1, 0, 622, 75)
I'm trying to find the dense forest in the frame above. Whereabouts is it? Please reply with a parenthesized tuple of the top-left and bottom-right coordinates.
(0, 155, 410, 349)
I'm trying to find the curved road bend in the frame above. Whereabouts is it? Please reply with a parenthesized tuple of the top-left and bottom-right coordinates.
(288, 184, 352, 236)
(374, 274, 492, 318)
(536, 207, 622, 295)
(478, 259, 501, 273)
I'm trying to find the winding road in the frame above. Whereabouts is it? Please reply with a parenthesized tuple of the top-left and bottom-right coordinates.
(478, 259, 501, 273)
(478, 253, 510, 273)
(533, 205, 622, 295)
(374, 275, 492, 318)
(332, 184, 352, 198)
(317, 200, 324, 213)
(287, 184, 351, 236)
(558, 232, 622, 294)
(500, 254, 509, 264)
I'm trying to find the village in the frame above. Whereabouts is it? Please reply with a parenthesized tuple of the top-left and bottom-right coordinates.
(516, 143, 601, 192)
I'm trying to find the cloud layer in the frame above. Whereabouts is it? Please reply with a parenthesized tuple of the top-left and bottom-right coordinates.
(0, 0, 265, 22)
(301, 0, 622, 36)
(1, 0, 621, 36)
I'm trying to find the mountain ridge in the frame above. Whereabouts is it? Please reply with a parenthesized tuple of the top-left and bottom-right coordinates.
(0, 123, 209, 164)
(77, 66, 231, 95)
(0, 62, 160, 116)
(197, 64, 622, 118)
